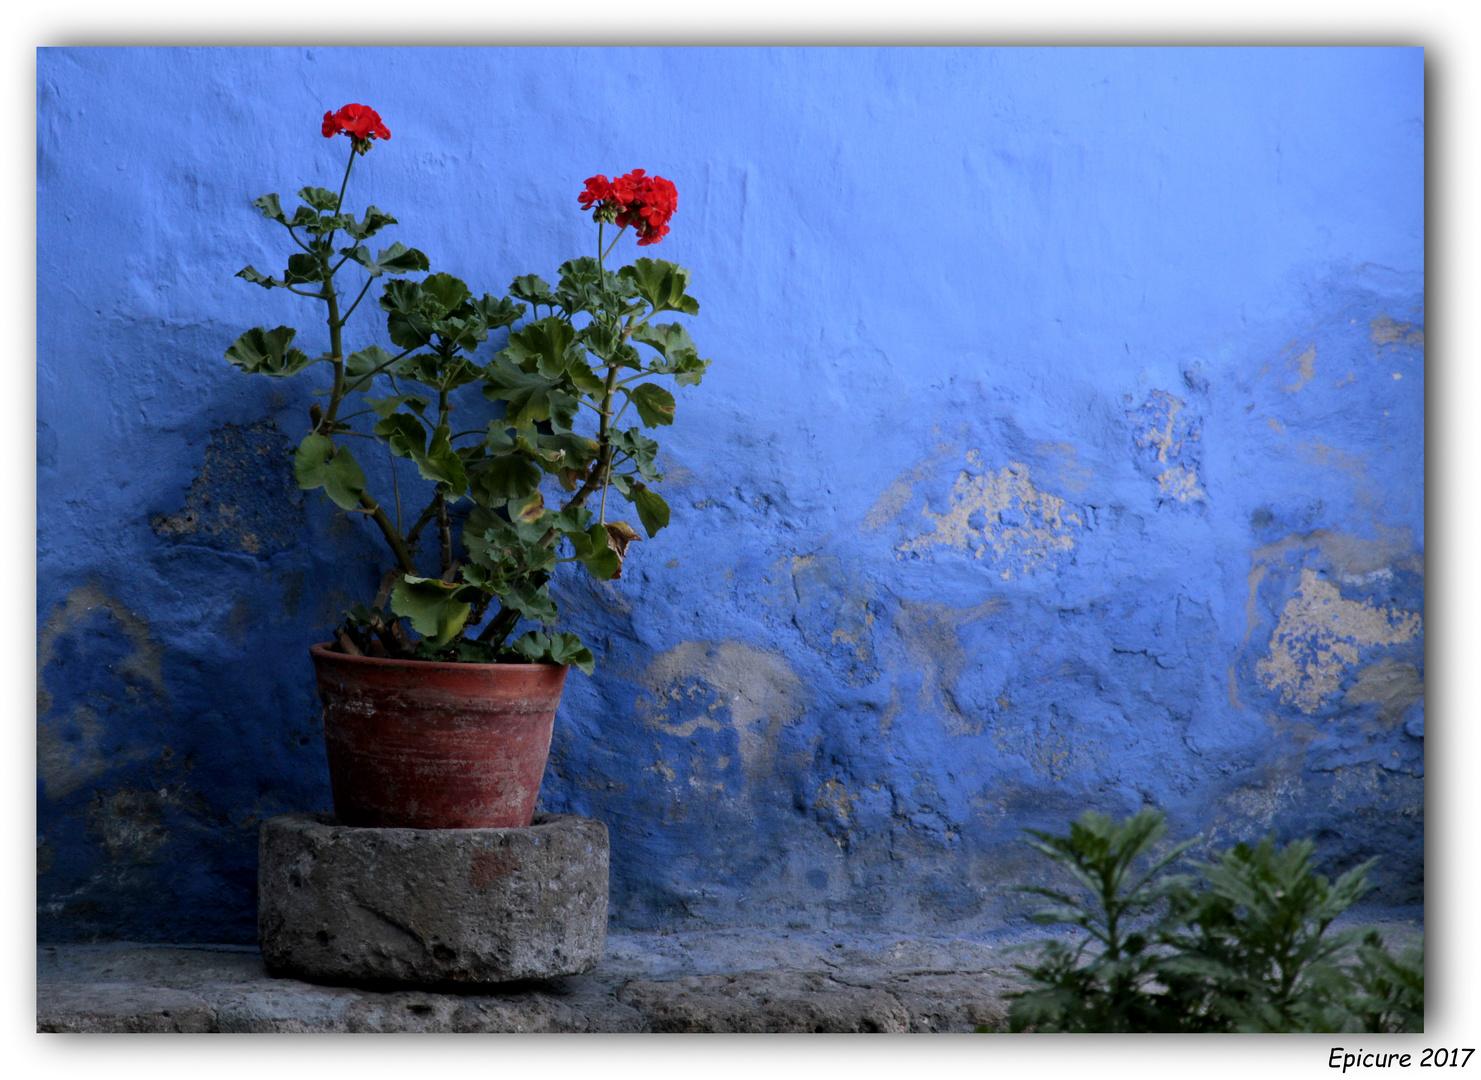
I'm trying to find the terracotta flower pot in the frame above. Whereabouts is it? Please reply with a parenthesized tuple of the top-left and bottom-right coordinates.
(309, 643, 568, 829)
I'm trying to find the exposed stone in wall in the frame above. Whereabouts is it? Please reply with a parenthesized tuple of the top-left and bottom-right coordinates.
(150, 421, 302, 556)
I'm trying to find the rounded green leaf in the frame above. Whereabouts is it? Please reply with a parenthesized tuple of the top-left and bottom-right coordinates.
(293, 434, 366, 510)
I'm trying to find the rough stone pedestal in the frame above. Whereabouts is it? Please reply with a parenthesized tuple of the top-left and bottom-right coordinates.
(258, 813, 608, 986)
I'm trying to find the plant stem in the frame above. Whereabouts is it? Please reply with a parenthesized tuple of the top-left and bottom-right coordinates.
(602, 225, 628, 263)
(359, 492, 417, 573)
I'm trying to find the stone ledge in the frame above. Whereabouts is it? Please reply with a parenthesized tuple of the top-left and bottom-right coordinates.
(257, 812, 608, 986)
(37, 914, 1421, 1033)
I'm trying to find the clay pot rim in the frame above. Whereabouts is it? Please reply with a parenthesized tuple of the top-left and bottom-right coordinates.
(308, 641, 569, 674)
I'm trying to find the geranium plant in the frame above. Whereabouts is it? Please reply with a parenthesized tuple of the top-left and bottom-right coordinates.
(227, 105, 708, 671)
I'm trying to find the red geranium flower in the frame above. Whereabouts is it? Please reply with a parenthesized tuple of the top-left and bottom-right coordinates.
(577, 169, 677, 245)
(322, 104, 391, 154)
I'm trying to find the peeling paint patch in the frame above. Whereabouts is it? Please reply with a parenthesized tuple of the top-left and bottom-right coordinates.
(1343, 659, 1423, 725)
(861, 442, 955, 531)
(38, 584, 166, 701)
(150, 421, 302, 556)
(892, 598, 1004, 736)
(1130, 390, 1205, 505)
(785, 555, 878, 684)
(1282, 342, 1317, 393)
(1370, 315, 1425, 351)
(896, 453, 1081, 579)
(1033, 440, 1094, 494)
(814, 779, 857, 826)
(1255, 569, 1421, 712)
(88, 787, 178, 865)
(37, 585, 166, 800)
(635, 640, 805, 782)
(1301, 442, 1367, 477)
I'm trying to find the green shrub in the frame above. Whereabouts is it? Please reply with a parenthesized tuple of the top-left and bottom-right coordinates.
(998, 809, 1422, 1033)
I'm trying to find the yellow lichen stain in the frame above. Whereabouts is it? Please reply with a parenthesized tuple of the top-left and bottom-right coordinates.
(635, 640, 805, 783)
(814, 779, 857, 826)
(1134, 391, 1205, 503)
(1255, 568, 1421, 712)
(1370, 315, 1425, 351)
(897, 453, 1081, 579)
(1266, 417, 1286, 433)
(1392, 373, 1402, 380)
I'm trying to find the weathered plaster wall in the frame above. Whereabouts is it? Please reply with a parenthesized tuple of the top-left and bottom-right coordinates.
(37, 47, 1424, 941)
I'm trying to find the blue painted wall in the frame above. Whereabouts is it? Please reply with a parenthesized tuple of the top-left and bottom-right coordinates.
(37, 47, 1424, 942)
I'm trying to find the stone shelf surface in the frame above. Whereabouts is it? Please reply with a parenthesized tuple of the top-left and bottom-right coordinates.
(37, 913, 1420, 1033)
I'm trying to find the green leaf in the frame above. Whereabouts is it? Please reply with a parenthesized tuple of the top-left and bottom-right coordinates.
(482, 356, 579, 431)
(225, 326, 318, 377)
(566, 359, 607, 396)
(284, 253, 323, 285)
(503, 631, 595, 675)
(344, 344, 404, 381)
(288, 205, 321, 229)
(416, 424, 468, 496)
(469, 453, 542, 502)
(252, 193, 287, 223)
(619, 257, 700, 315)
(420, 272, 473, 318)
(373, 413, 427, 458)
(631, 483, 671, 537)
(341, 205, 397, 241)
(473, 294, 526, 331)
(305, 213, 350, 237)
(550, 506, 594, 536)
(298, 186, 341, 212)
(389, 575, 477, 648)
(293, 434, 366, 510)
(633, 322, 710, 385)
(546, 632, 595, 674)
(567, 521, 622, 580)
(362, 393, 430, 420)
(623, 383, 676, 427)
(348, 241, 431, 279)
(235, 265, 283, 289)
(509, 274, 556, 308)
(504, 581, 558, 624)
(610, 427, 662, 481)
(502, 317, 583, 379)
(631, 321, 697, 360)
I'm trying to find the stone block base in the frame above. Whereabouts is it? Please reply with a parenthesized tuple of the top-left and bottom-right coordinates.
(257, 813, 608, 986)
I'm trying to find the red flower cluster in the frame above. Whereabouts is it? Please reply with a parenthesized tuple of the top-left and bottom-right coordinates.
(578, 169, 678, 246)
(322, 104, 391, 154)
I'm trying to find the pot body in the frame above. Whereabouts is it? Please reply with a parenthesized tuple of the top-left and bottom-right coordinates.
(309, 643, 568, 829)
